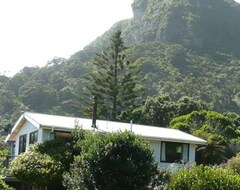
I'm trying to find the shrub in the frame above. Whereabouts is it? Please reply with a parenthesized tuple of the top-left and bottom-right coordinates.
(149, 169, 171, 190)
(167, 165, 240, 190)
(0, 176, 14, 190)
(63, 131, 158, 190)
(30, 139, 74, 171)
(227, 155, 240, 174)
(9, 151, 62, 188)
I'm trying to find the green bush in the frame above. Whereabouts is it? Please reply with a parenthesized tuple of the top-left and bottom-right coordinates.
(9, 151, 62, 188)
(149, 169, 171, 190)
(167, 165, 240, 190)
(63, 131, 158, 190)
(0, 176, 14, 190)
(30, 139, 74, 171)
(227, 155, 240, 174)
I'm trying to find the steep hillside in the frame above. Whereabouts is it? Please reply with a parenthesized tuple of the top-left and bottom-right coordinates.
(0, 0, 240, 133)
(130, 0, 240, 54)
(69, 0, 240, 112)
(74, 0, 240, 60)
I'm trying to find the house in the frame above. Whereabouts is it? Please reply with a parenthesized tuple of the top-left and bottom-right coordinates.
(5, 112, 207, 168)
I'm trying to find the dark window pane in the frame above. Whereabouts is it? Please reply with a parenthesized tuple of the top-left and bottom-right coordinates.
(29, 131, 38, 144)
(19, 134, 27, 154)
(161, 142, 189, 163)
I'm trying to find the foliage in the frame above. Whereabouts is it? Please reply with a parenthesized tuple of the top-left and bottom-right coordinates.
(63, 131, 158, 190)
(82, 30, 144, 121)
(170, 110, 239, 140)
(30, 139, 74, 171)
(227, 155, 240, 174)
(0, 177, 14, 190)
(0, 145, 10, 174)
(167, 165, 240, 190)
(149, 169, 171, 190)
(9, 151, 62, 188)
(132, 95, 208, 127)
(170, 110, 239, 164)
(0, 1, 239, 163)
(196, 134, 229, 165)
(0, 146, 14, 190)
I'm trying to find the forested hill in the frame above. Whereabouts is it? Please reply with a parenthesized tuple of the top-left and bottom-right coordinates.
(0, 0, 240, 134)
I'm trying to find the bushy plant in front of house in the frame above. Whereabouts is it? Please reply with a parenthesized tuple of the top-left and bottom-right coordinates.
(9, 151, 62, 189)
(0, 177, 14, 190)
(149, 169, 171, 190)
(30, 139, 74, 171)
(167, 165, 240, 190)
(63, 131, 158, 190)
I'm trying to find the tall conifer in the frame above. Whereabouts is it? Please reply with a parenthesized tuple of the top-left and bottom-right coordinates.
(84, 31, 144, 121)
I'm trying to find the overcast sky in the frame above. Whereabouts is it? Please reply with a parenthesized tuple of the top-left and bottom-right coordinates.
(0, 0, 133, 76)
(1, 0, 240, 77)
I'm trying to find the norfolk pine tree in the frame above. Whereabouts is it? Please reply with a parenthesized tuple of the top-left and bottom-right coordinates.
(84, 31, 144, 121)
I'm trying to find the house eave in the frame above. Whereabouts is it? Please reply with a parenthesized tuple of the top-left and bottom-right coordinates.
(5, 112, 40, 142)
(144, 136, 207, 145)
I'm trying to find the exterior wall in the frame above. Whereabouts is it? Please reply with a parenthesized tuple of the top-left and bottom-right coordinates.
(13, 122, 198, 168)
(40, 128, 54, 142)
(149, 141, 161, 166)
(189, 144, 196, 165)
(14, 121, 38, 156)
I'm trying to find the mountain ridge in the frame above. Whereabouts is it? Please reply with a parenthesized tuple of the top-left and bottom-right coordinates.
(0, 0, 240, 127)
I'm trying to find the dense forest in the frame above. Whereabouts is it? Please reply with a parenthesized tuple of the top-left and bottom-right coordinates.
(0, 0, 240, 159)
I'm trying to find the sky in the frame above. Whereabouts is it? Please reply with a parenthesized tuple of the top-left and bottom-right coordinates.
(1, 0, 240, 77)
(0, 0, 133, 76)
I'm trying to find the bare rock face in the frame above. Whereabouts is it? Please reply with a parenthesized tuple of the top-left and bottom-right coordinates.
(75, 0, 240, 60)
(129, 0, 240, 53)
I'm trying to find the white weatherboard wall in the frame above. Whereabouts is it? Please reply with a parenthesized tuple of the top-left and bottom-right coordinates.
(189, 144, 196, 164)
(14, 121, 38, 156)
(41, 128, 54, 142)
(150, 141, 161, 166)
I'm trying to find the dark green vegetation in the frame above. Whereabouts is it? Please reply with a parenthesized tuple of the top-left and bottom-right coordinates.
(170, 110, 240, 164)
(1, 0, 240, 127)
(0, 178, 14, 190)
(10, 151, 62, 188)
(9, 130, 158, 190)
(7, 130, 240, 190)
(2, 1, 240, 189)
(0, 0, 240, 165)
(0, 0, 239, 169)
(63, 130, 158, 190)
(0, 147, 14, 190)
(81, 31, 144, 121)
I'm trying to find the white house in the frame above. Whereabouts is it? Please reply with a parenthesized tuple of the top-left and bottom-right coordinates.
(5, 112, 207, 168)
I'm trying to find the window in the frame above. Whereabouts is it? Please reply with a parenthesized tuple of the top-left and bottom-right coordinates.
(54, 131, 71, 141)
(161, 142, 189, 163)
(19, 134, 27, 154)
(29, 131, 38, 144)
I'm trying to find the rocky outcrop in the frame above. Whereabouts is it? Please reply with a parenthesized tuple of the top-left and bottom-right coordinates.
(128, 0, 240, 53)
(73, 0, 240, 60)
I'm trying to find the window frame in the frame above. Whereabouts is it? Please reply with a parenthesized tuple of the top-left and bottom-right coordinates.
(19, 134, 27, 154)
(160, 141, 189, 163)
(54, 130, 71, 141)
(29, 131, 38, 145)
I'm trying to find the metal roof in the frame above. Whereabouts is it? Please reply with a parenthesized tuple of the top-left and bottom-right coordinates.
(6, 112, 207, 145)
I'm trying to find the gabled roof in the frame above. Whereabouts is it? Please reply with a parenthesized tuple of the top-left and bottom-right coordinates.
(6, 112, 207, 145)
